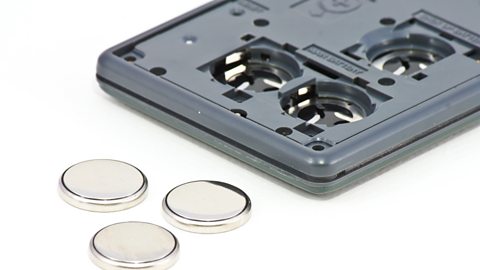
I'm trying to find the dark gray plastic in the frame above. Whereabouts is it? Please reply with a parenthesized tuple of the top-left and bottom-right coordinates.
(97, 0, 480, 194)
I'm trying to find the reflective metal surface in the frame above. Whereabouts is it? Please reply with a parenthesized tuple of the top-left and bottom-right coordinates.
(288, 97, 366, 126)
(90, 222, 179, 270)
(59, 159, 148, 212)
(163, 181, 251, 234)
(211, 48, 303, 92)
(365, 34, 455, 76)
(371, 49, 440, 76)
(282, 82, 374, 127)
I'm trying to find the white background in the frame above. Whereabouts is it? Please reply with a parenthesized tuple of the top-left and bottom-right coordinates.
(1, 0, 479, 269)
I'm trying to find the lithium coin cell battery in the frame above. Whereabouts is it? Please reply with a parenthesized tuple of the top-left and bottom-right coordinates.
(162, 181, 251, 233)
(90, 222, 179, 270)
(59, 159, 148, 212)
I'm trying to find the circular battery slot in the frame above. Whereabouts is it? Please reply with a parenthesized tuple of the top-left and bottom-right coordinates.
(367, 34, 455, 76)
(283, 82, 374, 127)
(211, 48, 302, 92)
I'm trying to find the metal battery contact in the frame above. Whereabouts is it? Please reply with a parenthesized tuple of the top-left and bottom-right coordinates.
(280, 81, 375, 128)
(209, 44, 376, 129)
(343, 25, 456, 77)
(210, 46, 303, 92)
(366, 34, 455, 76)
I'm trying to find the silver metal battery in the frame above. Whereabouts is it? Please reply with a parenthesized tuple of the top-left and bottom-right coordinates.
(162, 181, 251, 234)
(90, 222, 179, 270)
(59, 159, 148, 212)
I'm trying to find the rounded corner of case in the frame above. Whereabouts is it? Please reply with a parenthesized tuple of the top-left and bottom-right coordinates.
(97, 50, 115, 69)
(303, 152, 342, 176)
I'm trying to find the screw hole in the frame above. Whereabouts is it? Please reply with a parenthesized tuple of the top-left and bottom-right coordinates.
(254, 19, 269, 27)
(241, 34, 256, 41)
(312, 145, 325, 151)
(231, 109, 247, 118)
(380, 17, 396, 25)
(378, 77, 395, 86)
(150, 67, 167, 76)
(124, 56, 136, 62)
(275, 127, 293, 136)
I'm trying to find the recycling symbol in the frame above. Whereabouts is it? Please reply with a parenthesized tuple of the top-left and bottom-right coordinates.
(310, 0, 362, 17)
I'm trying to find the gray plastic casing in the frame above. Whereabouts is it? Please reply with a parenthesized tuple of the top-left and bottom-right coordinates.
(97, 0, 480, 194)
